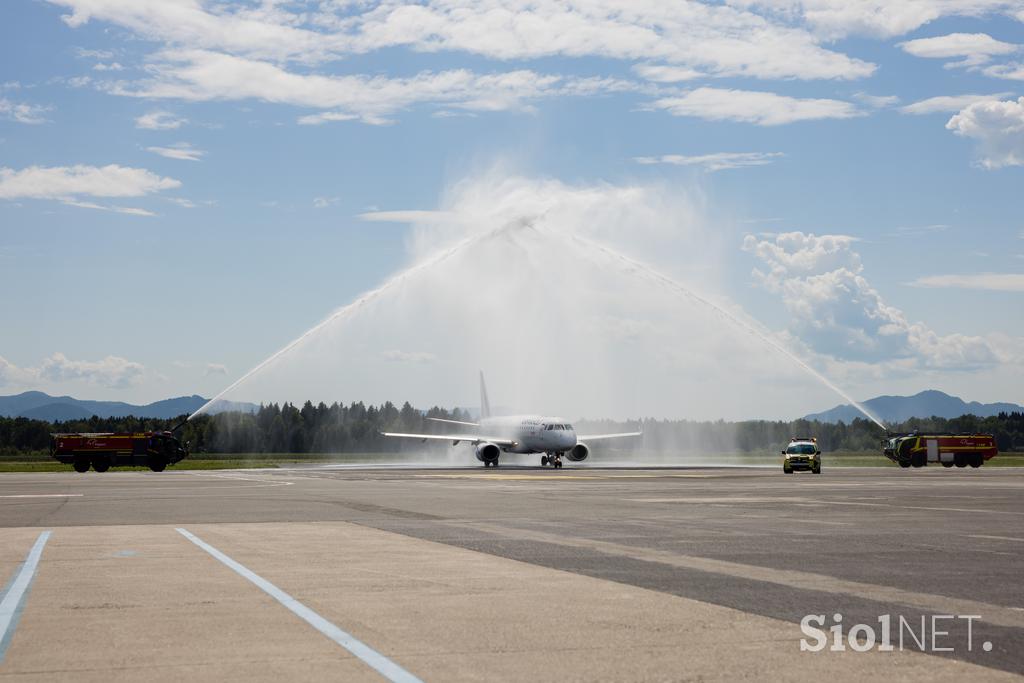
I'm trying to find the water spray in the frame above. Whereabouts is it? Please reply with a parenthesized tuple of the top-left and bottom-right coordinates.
(560, 230, 887, 430)
(189, 217, 541, 420)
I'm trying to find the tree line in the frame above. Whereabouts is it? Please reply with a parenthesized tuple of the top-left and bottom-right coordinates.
(1, 401, 1022, 456)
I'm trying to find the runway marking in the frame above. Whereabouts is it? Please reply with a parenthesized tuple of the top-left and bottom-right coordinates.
(454, 521, 1024, 630)
(175, 528, 421, 683)
(0, 531, 51, 663)
(969, 534, 1024, 543)
(413, 473, 713, 480)
(0, 494, 83, 498)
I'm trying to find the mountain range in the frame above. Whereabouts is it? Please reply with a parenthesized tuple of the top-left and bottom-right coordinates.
(803, 390, 1022, 424)
(0, 389, 1019, 424)
(0, 392, 256, 422)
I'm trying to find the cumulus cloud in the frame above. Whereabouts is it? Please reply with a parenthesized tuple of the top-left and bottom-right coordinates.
(0, 98, 52, 124)
(634, 152, 784, 171)
(204, 363, 228, 376)
(650, 87, 860, 125)
(910, 273, 1024, 291)
(898, 32, 1018, 68)
(135, 110, 186, 130)
(48, 0, 874, 81)
(901, 92, 1014, 114)
(0, 353, 146, 389)
(945, 96, 1024, 168)
(146, 142, 205, 161)
(743, 231, 1000, 369)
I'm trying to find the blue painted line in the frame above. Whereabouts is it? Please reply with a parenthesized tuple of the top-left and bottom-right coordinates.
(0, 531, 52, 663)
(175, 528, 422, 683)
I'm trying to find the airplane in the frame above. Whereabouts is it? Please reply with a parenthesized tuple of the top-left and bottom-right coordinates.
(382, 373, 642, 468)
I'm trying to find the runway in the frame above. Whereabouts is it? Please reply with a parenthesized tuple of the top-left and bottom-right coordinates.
(0, 465, 1021, 681)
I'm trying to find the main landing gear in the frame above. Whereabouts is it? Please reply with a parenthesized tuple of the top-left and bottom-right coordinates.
(541, 454, 563, 469)
(483, 459, 499, 468)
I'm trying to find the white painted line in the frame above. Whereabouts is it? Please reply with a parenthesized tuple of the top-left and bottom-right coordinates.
(175, 528, 421, 683)
(0, 494, 83, 499)
(969, 534, 1024, 543)
(0, 531, 51, 662)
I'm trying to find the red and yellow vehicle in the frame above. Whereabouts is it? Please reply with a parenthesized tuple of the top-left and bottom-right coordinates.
(882, 432, 997, 469)
(50, 431, 188, 473)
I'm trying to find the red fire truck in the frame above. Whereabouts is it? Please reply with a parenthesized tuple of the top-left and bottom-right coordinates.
(50, 431, 189, 473)
(881, 432, 997, 469)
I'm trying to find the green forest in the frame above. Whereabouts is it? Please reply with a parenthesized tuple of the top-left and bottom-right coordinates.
(2, 401, 1023, 456)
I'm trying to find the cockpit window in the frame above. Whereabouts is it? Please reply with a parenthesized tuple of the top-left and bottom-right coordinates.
(566, 424, 573, 431)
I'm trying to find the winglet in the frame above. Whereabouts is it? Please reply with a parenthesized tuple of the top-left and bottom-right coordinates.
(479, 371, 492, 420)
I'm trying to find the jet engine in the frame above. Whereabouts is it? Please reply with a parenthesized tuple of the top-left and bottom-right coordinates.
(475, 442, 501, 464)
(567, 443, 590, 462)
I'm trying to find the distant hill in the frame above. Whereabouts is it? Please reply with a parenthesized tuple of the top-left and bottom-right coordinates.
(805, 390, 1023, 424)
(0, 392, 257, 421)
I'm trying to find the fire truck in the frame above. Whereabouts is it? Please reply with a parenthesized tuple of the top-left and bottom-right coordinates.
(881, 432, 997, 469)
(50, 431, 189, 473)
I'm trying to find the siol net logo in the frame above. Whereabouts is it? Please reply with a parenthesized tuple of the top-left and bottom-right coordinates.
(800, 613, 992, 653)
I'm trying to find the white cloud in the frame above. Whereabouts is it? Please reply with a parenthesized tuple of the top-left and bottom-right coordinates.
(0, 98, 52, 124)
(146, 142, 205, 161)
(1, 352, 148, 389)
(853, 92, 899, 108)
(634, 152, 784, 171)
(60, 199, 156, 216)
(901, 92, 1014, 114)
(945, 96, 1024, 168)
(382, 350, 437, 364)
(313, 196, 340, 208)
(909, 273, 1024, 291)
(899, 32, 1018, 67)
(0, 164, 180, 200)
(135, 110, 186, 130)
(204, 363, 228, 376)
(727, 1, 1024, 39)
(650, 87, 861, 125)
(38, 353, 145, 387)
(985, 62, 1024, 80)
(49, 0, 875, 81)
(92, 61, 124, 71)
(632, 64, 704, 83)
(75, 47, 114, 60)
(109, 49, 621, 124)
(743, 231, 1000, 368)
(359, 210, 455, 223)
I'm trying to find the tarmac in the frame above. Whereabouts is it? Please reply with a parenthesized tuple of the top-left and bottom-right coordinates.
(0, 464, 1022, 681)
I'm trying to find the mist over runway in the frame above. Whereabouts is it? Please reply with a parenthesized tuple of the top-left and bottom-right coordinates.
(1, 466, 1022, 680)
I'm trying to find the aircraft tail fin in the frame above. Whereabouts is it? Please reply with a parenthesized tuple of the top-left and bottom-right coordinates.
(479, 371, 492, 420)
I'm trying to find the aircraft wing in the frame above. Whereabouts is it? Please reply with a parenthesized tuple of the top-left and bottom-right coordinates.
(577, 432, 643, 441)
(381, 432, 516, 447)
(427, 417, 480, 427)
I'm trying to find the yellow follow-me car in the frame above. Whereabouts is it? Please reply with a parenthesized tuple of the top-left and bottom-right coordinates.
(782, 437, 821, 474)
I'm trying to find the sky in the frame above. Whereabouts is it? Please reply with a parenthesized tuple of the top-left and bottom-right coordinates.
(0, 0, 1022, 419)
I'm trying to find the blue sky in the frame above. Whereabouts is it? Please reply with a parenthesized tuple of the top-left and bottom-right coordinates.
(0, 1, 1022, 418)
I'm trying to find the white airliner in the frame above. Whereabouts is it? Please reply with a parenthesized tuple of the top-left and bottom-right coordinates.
(382, 373, 641, 467)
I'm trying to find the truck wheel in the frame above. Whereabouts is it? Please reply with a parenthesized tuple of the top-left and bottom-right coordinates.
(970, 454, 983, 468)
(148, 457, 167, 472)
(812, 464, 821, 474)
(92, 458, 110, 473)
(941, 461, 954, 468)
(73, 458, 90, 473)
(898, 460, 911, 468)
(955, 454, 967, 468)
(783, 465, 793, 474)
(912, 453, 926, 468)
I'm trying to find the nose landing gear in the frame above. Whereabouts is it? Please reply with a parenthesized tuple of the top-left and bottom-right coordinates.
(541, 454, 563, 468)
